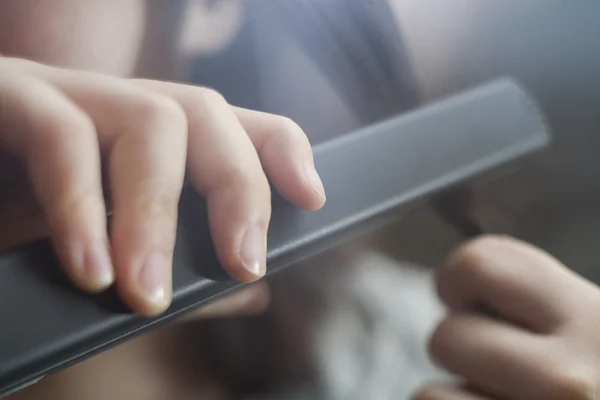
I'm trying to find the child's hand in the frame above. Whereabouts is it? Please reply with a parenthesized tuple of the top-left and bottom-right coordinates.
(415, 235, 600, 400)
(0, 57, 326, 316)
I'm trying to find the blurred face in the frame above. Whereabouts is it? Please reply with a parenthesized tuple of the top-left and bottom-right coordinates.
(178, 0, 245, 57)
(0, 0, 146, 76)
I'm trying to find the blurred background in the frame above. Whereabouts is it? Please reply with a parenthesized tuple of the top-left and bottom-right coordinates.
(136, 1, 600, 398)
(144, 0, 600, 280)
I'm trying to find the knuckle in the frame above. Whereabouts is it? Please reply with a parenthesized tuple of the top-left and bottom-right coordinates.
(51, 186, 105, 228)
(181, 86, 227, 114)
(134, 194, 180, 245)
(195, 86, 226, 104)
(131, 94, 187, 134)
(138, 194, 180, 220)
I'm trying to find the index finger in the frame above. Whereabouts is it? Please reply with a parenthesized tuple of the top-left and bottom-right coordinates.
(232, 107, 326, 211)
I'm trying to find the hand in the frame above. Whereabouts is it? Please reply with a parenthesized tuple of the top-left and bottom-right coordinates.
(0, 56, 326, 317)
(415, 235, 600, 400)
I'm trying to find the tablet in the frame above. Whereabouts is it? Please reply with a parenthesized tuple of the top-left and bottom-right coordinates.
(0, 79, 551, 397)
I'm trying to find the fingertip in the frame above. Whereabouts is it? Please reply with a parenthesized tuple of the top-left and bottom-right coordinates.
(219, 225, 267, 283)
(55, 235, 116, 294)
(223, 266, 265, 284)
(68, 272, 114, 295)
(132, 300, 172, 319)
(300, 190, 327, 212)
(268, 159, 326, 212)
(75, 274, 114, 295)
(140, 297, 172, 318)
(238, 224, 267, 279)
(302, 160, 327, 209)
(250, 120, 326, 211)
(81, 240, 115, 291)
(113, 250, 173, 317)
(140, 253, 172, 308)
(117, 279, 173, 318)
(136, 259, 173, 316)
(137, 293, 172, 318)
(304, 194, 327, 211)
(207, 189, 270, 283)
(218, 220, 279, 284)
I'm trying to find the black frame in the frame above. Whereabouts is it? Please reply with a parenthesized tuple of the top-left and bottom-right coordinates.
(0, 79, 551, 397)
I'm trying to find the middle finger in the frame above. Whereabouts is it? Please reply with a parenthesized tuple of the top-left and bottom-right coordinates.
(137, 80, 272, 283)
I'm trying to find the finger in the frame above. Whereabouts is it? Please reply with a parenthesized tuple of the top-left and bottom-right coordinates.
(0, 68, 114, 292)
(108, 95, 187, 316)
(233, 107, 326, 211)
(437, 235, 596, 332)
(178, 282, 271, 322)
(414, 385, 495, 400)
(135, 80, 272, 282)
(429, 313, 593, 400)
(34, 68, 189, 316)
(19, 63, 267, 309)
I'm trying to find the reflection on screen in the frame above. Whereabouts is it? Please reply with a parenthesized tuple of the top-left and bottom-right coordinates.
(185, 0, 421, 143)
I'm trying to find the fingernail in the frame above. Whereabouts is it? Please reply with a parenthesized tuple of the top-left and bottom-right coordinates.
(240, 225, 267, 278)
(304, 161, 326, 200)
(139, 252, 169, 307)
(84, 241, 114, 289)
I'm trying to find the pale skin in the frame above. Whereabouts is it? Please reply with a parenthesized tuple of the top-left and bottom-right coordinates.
(415, 235, 600, 400)
(0, 56, 328, 316)
(2, 2, 600, 400)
